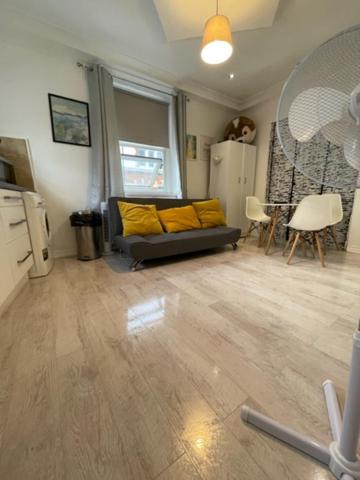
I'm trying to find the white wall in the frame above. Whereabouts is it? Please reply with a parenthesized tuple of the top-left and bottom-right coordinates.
(240, 92, 281, 200)
(186, 94, 239, 198)
(0, 39, 240, 256)
(0, 39, 91, 257)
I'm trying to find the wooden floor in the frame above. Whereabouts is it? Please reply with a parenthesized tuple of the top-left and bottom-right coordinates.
(0, 241, 359, 480)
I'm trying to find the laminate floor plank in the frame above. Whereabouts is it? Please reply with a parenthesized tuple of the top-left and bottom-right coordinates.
(57, 349, 134, 480)
(155, 453, 202, 480)
(0, 362, 64, 480)
(86, 321, 185, 480)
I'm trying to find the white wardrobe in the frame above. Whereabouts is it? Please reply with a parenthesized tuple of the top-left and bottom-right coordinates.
(209, 141, 256, 231)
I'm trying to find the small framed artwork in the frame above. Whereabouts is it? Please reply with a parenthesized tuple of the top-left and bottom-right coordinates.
(48, 94, 91, 147)
(186, 134, 197, 160)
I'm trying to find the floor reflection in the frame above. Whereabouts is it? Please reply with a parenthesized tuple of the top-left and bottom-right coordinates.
(127, 296, 165, 333)
(183, 405, 215, 459)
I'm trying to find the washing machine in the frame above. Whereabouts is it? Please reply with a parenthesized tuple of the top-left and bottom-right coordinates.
(22, 191, 54, 278)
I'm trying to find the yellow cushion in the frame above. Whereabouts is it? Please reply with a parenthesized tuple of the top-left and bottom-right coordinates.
(117, 201, 163, 237)
(192, 199, 226, 228)
(157, 205, 201, 233)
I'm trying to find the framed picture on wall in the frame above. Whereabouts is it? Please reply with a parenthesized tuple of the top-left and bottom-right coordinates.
(186, 134, 197, 160)
(48, 94, 91, 147)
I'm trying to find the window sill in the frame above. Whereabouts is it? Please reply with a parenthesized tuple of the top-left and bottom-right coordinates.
(124, 192, 180, 199)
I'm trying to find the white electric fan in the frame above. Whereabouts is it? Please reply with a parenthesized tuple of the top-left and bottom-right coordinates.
(241, 25, 360, 480)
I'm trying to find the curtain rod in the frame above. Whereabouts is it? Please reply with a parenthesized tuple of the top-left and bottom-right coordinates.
(113, 76, 178, 98)
(76, 61, 94, 72)
(76, 61, 178, 97)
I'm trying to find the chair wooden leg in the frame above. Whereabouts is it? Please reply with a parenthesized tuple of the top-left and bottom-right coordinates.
(312, 232, 317, 256)
(323, 227, 328, 251)
(243, 222, 254, 243)
(282, 231, 295, 256)
(258, 223, 263, 248)
(300, 236, 307, 257)
(331, 225, 341, 250)
(309, 234, 316, 258)
(315, 232, 326, 268)
(272, 232, 277, 246)
(287, 231, 301, 265)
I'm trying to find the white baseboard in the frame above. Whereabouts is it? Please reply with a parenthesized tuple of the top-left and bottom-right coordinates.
(346, 246, 360, 254)
(53, 248, 76, 258)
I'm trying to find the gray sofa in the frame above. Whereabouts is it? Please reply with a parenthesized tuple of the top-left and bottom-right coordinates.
(108, 197, 241, 269)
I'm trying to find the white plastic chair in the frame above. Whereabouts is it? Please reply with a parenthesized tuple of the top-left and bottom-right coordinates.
(283, 195, 332, 267)
(322, 193, 343, 250)
(244, 196, 271, 247)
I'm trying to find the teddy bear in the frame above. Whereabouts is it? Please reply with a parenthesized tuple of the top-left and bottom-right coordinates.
(224, 116, 256, 144)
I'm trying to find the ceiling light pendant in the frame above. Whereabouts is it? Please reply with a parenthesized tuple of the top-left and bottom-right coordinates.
(201, 0, 233, 65)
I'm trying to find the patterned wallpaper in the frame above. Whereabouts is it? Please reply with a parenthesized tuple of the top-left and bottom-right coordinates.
(266, 121, 358, 248)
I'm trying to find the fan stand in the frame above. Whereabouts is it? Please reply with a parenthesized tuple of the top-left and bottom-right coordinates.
(241, 323, 360, 480)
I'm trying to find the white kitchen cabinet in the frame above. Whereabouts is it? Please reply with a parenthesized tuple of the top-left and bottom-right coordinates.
(209, 141, 256, 231)
(0, 188, 33, 313)
(0, 221, 13, 307)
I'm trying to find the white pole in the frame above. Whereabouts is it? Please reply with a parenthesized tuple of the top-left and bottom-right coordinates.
(241, 405, 330, 464)
(338, 327, 360, 462)
(323, 379, 342, 441)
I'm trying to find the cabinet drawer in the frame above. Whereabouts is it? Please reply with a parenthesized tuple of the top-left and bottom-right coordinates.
(1, 205, 28, 243)
(0, 189, 23, 207)
(10, 234, 33, 285)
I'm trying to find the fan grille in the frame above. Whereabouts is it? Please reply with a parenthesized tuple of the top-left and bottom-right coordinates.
(277, 25, 360, 188)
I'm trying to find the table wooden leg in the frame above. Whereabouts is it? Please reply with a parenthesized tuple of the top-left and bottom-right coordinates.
(331, 225, 341, 250)
(265, 208, 278, 255)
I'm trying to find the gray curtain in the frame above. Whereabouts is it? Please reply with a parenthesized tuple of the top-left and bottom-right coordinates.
(87, 65, 124, 209)
(175, 91, 187, 198)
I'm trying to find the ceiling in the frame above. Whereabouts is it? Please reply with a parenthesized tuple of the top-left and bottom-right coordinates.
(154, 0, 280, 41)
(1, 0, 360, 109)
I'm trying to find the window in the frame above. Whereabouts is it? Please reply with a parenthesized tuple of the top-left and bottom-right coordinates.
(120, 141, 171, 195)
(113, 80, 181, 197)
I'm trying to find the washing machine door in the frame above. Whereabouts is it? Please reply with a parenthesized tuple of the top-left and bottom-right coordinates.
(40, 208, 52, 243)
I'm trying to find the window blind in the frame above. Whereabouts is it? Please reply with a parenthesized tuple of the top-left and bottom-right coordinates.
(114, 89, 169, 148)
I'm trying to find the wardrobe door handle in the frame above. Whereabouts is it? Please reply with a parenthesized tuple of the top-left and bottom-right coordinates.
(17, 250, 32, 264)
(9, 219, 27, 227)
(3, 195, 21, 200)
(244, 177, 247, 184)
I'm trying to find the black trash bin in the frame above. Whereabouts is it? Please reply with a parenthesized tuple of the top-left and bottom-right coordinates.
(70, 210, 102, 261)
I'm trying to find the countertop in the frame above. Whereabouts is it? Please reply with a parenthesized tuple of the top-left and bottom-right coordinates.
(0, 181, 28, 192)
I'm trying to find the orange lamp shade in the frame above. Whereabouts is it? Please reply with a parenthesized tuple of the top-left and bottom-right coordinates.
(201, 14, 233, 65)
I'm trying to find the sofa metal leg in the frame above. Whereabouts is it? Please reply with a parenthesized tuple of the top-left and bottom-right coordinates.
(231, 242, 238, 250)
(130, 260, 143, 271)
